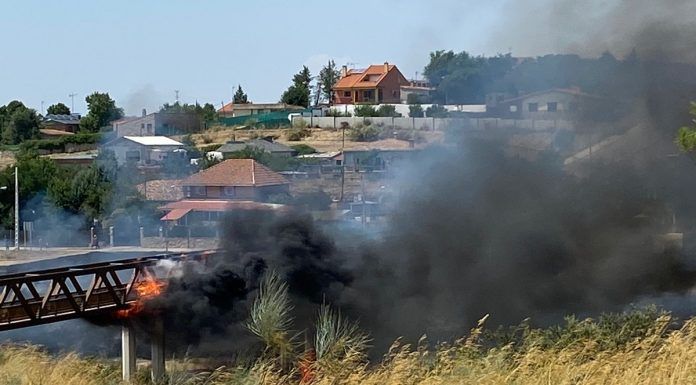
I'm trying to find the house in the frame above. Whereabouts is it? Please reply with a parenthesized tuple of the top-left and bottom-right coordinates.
(489, 88, 599, 119)
(42, 114, 81, 133)
(160, 159, 290, 225)
(180, 159, 289, 201)
(332, 62, 410, 105)
(113, 110, 202, 137)
(160, 200, 286, 226)
(399, 79, 434, 104)
(218, 103, 305, 117)
(102, 136, 184, 166)
(216, 138, 297, 158)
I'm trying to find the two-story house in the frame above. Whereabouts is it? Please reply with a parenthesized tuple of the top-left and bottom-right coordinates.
(160, 159, 289, 225)
(332, 62, 410, 105)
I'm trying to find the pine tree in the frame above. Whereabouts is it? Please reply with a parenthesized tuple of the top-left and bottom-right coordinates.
(233, 85, 249, 104)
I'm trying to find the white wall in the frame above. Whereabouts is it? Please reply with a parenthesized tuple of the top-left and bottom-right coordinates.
(293, 116, 574, 132)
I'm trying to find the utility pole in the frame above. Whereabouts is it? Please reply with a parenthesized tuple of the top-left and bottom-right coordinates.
(339, 125, 345, 202)
(68, 93, 77, 113)
(14, 167, 19, 251)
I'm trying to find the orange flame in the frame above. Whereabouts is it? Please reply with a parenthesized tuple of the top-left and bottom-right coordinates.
(299, 349, 316, 384)
(116, 272, 166, 319)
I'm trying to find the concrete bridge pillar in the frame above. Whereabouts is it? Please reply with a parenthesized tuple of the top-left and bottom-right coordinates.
(151, 316, 166, 382)
(121, 322, 136, 381)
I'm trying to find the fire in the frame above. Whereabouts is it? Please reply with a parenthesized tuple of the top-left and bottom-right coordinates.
(116, 272, 166, 319)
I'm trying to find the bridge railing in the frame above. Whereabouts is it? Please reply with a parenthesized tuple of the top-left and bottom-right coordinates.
(0, 250, 220, 331)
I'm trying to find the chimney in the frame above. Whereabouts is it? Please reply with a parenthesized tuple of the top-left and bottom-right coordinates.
(384, 62, 389, 73)
(341, 65, 348, 78)
(142, 108, 147, 117)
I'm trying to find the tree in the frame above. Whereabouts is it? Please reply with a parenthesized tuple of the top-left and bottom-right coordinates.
(233, 85, 249, 104)
(677, 102, 696, 151)
(319, 60, 341, 104)
(80, 92, 124, 132)
(281, 66, 312, 108)
(1, 103, 40, 144)
(46, 103, 71, 115)
(281, 85, 310, 108)
(409, 104, 424, 118)
(293, 66, 312, 89)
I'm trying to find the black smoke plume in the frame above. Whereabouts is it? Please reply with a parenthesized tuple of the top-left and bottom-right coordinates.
(139, 141, 696, 354)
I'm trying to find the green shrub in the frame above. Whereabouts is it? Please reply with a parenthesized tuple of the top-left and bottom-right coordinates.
(426, 104, 449, 118)
(19, 133, 102, 153)
(290, 144, 316, 155)
(354, 105, 379, 117)
(376, 105, 402, 117)
(409, 104, 424, 117)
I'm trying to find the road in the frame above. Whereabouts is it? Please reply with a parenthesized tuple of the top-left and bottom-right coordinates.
(0, 246, 208, 274)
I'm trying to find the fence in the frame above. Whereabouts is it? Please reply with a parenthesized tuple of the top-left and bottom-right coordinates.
(215, 111, 299, 128)
(292, 116, 575, 132)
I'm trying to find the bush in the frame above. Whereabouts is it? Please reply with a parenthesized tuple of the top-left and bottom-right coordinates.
(285, 128, 311, 141)
(426, 104, 449, 118)
(348, 125, 380, 142)
(409, 104, 424, 117)
(19, 133, 102, 153)
(376, 105, 402, 117)
(354, 105, 379, 117)
(290, 144, 316, 155)
(200, 134, 213, 144)
(327, 108, 352, 117)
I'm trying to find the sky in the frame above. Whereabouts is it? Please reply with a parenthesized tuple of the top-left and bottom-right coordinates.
(0, 0, 513, 115)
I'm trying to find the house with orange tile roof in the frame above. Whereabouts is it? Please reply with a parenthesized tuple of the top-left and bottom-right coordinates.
(160, 159, 289, 224)
(333, 62, 410, 105)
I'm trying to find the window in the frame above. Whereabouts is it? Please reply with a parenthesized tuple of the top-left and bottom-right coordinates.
(509, 105, 518, 112)
(344, 91, 351, 97)
(192, 186, 206, 196)
(140, 123, 145, 129)
(125, 150, 140, 162)
(146, 123, 152, 131)
(547, 102, 558, 112)
(363, 90, 374, 100)
(528, 103, 538, 112)
(392, 90, 398, 97)
(224, 186, 235, 197)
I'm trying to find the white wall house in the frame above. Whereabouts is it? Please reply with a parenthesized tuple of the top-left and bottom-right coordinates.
(103, 136, 184, 166)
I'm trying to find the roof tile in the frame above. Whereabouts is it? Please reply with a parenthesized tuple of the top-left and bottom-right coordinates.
(183, 159, 289, 187)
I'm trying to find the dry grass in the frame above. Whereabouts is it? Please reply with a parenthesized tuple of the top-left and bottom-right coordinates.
(176, 127, 443, 153)
(5, 313, 696, 384)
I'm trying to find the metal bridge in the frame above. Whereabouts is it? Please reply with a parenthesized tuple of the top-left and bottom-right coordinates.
(0, 250, 219, 331)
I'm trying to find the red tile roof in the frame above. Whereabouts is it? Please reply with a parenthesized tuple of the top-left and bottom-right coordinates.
(334, 64, 398, 89)
(182, 159, 289, 187)
(159, 200, 287, 221)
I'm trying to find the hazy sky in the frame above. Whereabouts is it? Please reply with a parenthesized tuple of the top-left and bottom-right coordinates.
(0, 0, 512, 115)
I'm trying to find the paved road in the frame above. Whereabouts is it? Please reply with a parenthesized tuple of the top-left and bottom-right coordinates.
(0, 246, 208, 275)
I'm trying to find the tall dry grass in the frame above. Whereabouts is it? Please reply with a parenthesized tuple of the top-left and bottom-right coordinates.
(3, 313, 696, 384)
